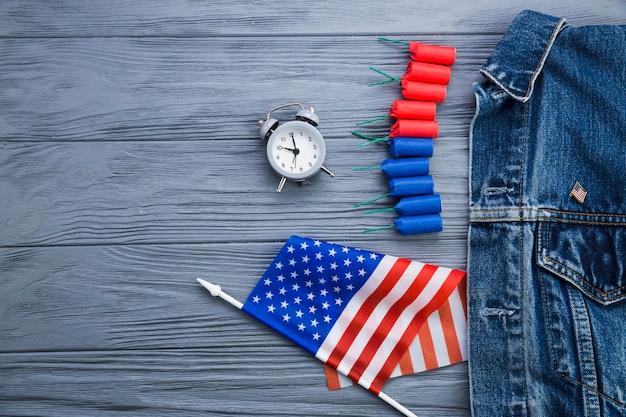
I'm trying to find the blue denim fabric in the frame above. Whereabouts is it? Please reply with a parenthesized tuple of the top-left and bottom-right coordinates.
(468, 10, 626, 417)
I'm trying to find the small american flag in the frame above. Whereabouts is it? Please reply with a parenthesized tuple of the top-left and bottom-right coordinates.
(241, 236, 466, 394)
(570, 181, 587, 203)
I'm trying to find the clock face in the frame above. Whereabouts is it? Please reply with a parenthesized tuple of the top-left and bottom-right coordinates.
(266, 120, 326, 180)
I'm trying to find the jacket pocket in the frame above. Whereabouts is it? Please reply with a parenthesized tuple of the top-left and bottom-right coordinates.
(537, 219, 625, 304)
(536, 218, 626, 410)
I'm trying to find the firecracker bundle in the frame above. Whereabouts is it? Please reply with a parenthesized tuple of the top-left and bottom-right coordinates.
(353, 38, 456, 235)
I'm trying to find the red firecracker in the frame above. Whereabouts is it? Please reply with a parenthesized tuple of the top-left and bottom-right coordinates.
(390, 119, 439, 138)
(401, 80, 447, 102)
(404, 61, 452, 85)
(389, 100, 437, 120)
(409, 42, 456, 66)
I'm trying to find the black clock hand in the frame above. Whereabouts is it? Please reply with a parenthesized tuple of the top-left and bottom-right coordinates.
(288, 133, 299, 168)
(290, 132, 297, 149)
(292, 147, 300, 169)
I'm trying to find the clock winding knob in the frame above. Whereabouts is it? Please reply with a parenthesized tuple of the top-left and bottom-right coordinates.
(258, 118, 279, 141)
(295, 107, 319, 126)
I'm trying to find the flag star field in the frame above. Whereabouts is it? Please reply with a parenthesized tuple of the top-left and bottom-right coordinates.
(242, 236, 384, 355)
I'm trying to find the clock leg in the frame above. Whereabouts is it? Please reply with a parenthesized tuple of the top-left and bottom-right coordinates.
(320, 165, 335, 177)
(276, 176, 287, 192)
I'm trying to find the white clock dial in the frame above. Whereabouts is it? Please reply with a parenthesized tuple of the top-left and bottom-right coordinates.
(266, 120, 326, 181)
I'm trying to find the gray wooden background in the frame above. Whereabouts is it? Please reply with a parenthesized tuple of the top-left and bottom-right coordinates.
(1, 1, 624, 416)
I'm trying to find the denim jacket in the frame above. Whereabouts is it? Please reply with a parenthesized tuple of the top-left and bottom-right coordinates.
(468, 10, 626, 417)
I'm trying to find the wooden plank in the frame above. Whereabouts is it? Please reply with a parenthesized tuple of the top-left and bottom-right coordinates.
(0, 0, 623, 37)
(0, 138, 470, 247)
(0, 349, 469, 416)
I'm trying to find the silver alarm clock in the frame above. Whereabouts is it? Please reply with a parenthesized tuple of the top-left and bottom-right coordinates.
(258, 103, 334, 192)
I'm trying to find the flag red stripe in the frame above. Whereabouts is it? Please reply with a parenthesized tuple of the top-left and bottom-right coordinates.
(438, 299, 463, 364)
(325, 257, 411, 370)
(398, 348, 415, 375)
(418, 321, 439, 369)
(347, 264, 438, 384)
(370, 269, 466, 392)
(324, 363, 343, 390)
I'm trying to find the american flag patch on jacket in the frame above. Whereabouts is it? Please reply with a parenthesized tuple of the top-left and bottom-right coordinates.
(570, 181, 587, 203)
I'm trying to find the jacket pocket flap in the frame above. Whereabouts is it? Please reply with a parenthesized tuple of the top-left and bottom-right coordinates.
(537, 220, 626, 305)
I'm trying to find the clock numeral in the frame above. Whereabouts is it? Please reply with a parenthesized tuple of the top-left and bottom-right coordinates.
(275, 155, 280, 160)
(312, 144, 317, 150)
(276, 145, 282, 151)
(308, 162, 313, 167)
(281, 137, 287, 142)
(313, 154, 318, 159)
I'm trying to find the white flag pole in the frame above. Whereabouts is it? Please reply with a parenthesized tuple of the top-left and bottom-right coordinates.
(196, 278, 418, 417)
(377, 391, 418, 417)
(197, 278, 243, 309)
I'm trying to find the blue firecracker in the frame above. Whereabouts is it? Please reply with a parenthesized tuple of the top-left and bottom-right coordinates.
(388, 175, 434, 197)
(380, 157, 429, 178)
(387, 137, 434, 157)
(395, 213, 443, 235)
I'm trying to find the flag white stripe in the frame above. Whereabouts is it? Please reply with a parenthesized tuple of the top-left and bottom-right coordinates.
(427, 310, 451, 366)
(410, 333, 427, 372)
(334, 368, 354, 387)
(448, 288, 468, 360)
(389, 364, 402, 378)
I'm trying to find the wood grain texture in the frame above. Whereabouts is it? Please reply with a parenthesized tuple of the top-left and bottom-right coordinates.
(1, 2, 624, 416)
(0, 0, 624, 37)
